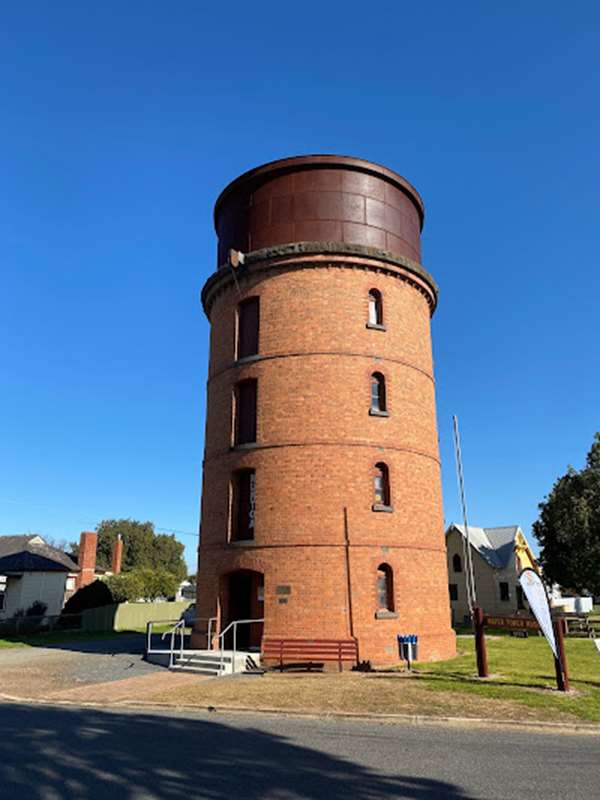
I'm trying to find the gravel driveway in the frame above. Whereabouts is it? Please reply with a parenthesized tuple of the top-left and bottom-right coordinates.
(0, 635, 163, 698)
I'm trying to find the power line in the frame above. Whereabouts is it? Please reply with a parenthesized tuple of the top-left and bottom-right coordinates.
(0, 496, 199, 538)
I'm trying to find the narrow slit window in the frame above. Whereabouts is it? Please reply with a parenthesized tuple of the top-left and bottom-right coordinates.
(373, 462, 390, 507)
(237, 297, 260, 360)
(231, 469, 256, 541)
(499, 582, 510, 602)
(370, 372, 387, 412)
(234, 379, 257, 445)
(449, 583, 458, 602)
(452, 554, 462, 573)
(377, 564, 394, 611)
(368, 289, 383, 327)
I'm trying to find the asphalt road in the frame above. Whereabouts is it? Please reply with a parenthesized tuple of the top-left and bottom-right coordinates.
(0, 703, 596, 799)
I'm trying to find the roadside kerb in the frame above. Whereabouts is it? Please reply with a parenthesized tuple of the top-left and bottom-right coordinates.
(1, 694, 599, 736)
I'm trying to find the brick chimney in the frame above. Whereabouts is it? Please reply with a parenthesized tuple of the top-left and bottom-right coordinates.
(111, 534, 123, 575)
(76, 531, 98, 589)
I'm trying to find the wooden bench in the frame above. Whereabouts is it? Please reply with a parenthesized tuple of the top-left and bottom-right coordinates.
(564, 614, 600, 638)
(262, 638, 358, 672)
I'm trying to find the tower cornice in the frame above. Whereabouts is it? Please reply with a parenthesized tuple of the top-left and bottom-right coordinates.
(201, 241, 438, 318)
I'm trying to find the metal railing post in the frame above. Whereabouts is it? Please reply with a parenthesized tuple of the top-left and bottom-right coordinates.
(233, 623, 237, 673)
(216, 618, 264, 675)
(219, 630, 225, 674)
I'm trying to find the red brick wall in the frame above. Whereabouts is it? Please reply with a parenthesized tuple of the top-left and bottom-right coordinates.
(111, 536, 123, 575)
(77, 531, 98, 590)
(195, 159, 455, 665)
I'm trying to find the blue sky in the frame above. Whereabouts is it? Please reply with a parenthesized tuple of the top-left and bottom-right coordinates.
(1, 2, 599, 571)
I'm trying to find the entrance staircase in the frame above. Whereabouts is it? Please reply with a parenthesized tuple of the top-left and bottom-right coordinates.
(170, 649, 260, 676)
(145, 617, 264, 677)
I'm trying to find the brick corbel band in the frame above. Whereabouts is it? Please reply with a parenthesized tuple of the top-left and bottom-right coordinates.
(201, 241, 439, 318)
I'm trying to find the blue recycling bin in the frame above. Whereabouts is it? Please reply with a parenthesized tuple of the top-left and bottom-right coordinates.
(397, 634, 419, 663)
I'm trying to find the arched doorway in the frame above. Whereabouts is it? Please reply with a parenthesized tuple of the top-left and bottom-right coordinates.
(223, 569, 264, 650)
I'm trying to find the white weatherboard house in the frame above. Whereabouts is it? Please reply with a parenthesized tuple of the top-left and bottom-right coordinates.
(0, 535, 79, 618)
(445, 524, 538, 625)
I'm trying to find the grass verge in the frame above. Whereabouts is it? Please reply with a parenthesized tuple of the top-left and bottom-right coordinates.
(415, 635, 600, 722)
(142, 635, 600, 724)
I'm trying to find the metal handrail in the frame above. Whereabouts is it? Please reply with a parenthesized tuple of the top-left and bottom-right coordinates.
(146, 616, 220, 665)
(218, 618, 264, 675)
(146, 618, 182, 656)
(161, 619, 185, 668)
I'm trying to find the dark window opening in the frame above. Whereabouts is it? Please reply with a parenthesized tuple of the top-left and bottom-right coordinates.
(368, 289, 383, 327)
(449, 583, 458, 602)
(234, 379, 257, 445)
(500, 582, 510, 602)
(231, 469, 256, 541)
(373, 462, 390, 507)
(516, 585, 526, 610)
(370, 372, 387, 413)
(237, 297, 260, 360)
(452, 554, 462, 573)
(377, 564, 394, 611)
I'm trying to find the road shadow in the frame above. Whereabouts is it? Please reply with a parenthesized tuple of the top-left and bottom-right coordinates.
(42, 632, 147, 655)
(0, 632, 147, 656)
(0, 703, 470, 799)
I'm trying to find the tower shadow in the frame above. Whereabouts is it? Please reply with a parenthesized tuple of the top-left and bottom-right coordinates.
(0, 703, 470, 799)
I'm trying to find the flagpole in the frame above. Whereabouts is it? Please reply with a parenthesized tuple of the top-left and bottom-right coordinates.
(452, 415, 488, 678)
(452, 415, 477, 612)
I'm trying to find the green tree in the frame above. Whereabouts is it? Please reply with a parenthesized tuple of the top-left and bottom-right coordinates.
(533, 432, 600, 595)
(151, 534, 188, 581)
(104, 571, 145, 603)
(135, 568, 180, 600)
(103, 568, 179, 602)
(94, 519, 187, 580)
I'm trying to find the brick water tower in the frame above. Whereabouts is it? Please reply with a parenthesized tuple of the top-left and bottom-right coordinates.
(195, 155, 455, 664)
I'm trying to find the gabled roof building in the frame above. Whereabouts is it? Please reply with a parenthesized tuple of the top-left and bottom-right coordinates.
(0, 535, 80, 618)
(445, 523, 538, 624)
(0, 531, 122, 619)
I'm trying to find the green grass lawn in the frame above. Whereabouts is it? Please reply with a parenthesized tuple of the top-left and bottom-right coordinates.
(0, 619, 184, 649)
(416, 634, 600, 722)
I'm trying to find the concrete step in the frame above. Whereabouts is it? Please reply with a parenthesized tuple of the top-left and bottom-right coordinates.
(173, 654, 232, 676)
(170, 650, 234, 662)
(147, 648, 260, 675)
(175, 658, 223, 669)
(170, 663, 222, 676)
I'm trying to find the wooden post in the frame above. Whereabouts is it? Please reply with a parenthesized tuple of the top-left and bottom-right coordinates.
(553, 616, 570, 692)
(473, 606, 489, 678)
